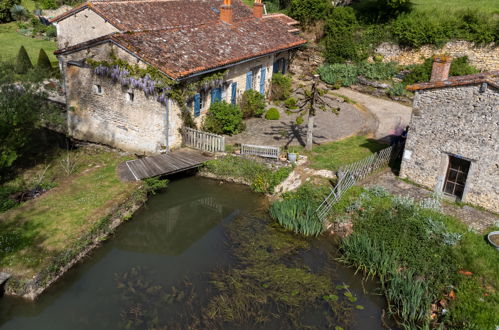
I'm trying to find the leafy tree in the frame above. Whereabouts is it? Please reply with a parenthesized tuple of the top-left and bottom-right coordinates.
(270, 73, 292, 101)
(203, 101, 244, 135)
(0, 0, 20, 23)
(0, 84, 42, 177)
(354, 0, 412, 23)
(240, 89, 266, 118)
(37, 48, 52, 70)
(288, 0, 333, 26)
(15, 46, 33, 74)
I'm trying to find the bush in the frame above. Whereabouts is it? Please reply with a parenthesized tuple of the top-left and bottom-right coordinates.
(387, 83, 406, 97)
(240, 89, 266, 118)
(203, 101, 243, 135)
(40, 0, 57, 9)
(318, 63, 358, 86)
(356, 62, 398, 80)
(37, 48, 52, 70)
(265, 107, 280, 120)
(270, 73, 292, 100)
(9, 4, 28, 21)
(353, 0, 412, 24)
(45, 25, 57, 38)
(402, 56, 479, 85)
(288, 0, 332, 26)
(284, 97, 297, 109)
(391, 12, 451, 48)
(14, 46, 33, 74)
(0, 0, 20, 23)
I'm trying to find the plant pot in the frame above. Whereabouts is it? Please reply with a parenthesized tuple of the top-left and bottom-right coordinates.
(487, 231, 499, 250)
(287, 152, 297, 163)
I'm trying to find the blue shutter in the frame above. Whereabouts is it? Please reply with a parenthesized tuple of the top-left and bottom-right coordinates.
(259, 67, 266, 95)
(282, 59, 287, 74)
(273, 61, 279, 73)
(194, 93, 201, 117)
(211, 89, 216, 105)
(246, 71, 253, 90)
(211, 87, 222, 104)
(231, 82, 237, 105)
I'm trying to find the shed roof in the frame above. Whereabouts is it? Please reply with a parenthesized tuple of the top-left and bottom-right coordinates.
(407, 72, 499, 91)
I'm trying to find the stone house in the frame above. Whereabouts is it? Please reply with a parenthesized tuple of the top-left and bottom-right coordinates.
(50, 0, 306, 154)
(401, 56, 498, 212)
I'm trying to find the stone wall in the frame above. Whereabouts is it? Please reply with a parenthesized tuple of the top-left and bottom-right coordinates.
(55, 8, 119, 48)
(400, 84, 499, 213)
(375, 41, 499, 72)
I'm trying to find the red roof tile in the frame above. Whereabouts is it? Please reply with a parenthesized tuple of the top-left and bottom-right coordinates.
(407, 72, 499, 91)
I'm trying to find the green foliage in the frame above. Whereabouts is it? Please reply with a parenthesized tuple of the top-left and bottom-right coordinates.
(288, 0, 332, 26)
(45, 25, 57, 38)
(14, 45, 33, 74)
(0, 84, 41, 177)
(270, 73, 292, 100)
(203, 156, 291, 194)
(402, 56, 479, 85)
(39, 0, 57, 9)
(240, 89, 266, 118)
(318, 62, 398, 87)
(353, 0, 412, 24)
(284, 97, 297, 109)
(270, 198, 323, 236)
(295, 115, 304, 125)
(0, 0, 20, 23)
(9, 4, 28, 21)
(387, 82, 406, 97)
(36, 48, 52, 70)
(0, 185, 19, 212)
(142, 177, 168, 195)
(265, 107, 280, 120)
(202, 101, 244, 135)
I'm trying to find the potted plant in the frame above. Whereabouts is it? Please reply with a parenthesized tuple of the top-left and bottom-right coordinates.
(287, 151, 297, 163)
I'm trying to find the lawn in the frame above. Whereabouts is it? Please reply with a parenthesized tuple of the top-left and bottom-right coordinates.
(412, 0, 499, 15)
(0, 147, 138, 279)
(289, 136, 388, 171)
(0, 22, 57, 64)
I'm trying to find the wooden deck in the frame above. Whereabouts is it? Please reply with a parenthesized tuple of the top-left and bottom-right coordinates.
(118, 148, 214, 181)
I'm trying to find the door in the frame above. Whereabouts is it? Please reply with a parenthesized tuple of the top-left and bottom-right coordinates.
(259, 67, 266, 95)
(231, 82, 237, 105)
(443, 155, 471, 199)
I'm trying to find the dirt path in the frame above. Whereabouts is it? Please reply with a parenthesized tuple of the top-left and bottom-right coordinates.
(335, 88, 413, 141)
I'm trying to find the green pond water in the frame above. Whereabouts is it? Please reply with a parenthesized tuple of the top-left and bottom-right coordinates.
(0, 177, 387, 329)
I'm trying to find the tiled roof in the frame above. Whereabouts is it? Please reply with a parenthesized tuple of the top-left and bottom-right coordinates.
(51, 0, 253, 30)
(56, 17, 306, 80)
(407, 72, 499, 91)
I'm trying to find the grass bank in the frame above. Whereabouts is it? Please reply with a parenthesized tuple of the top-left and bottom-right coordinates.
(412, 0, 499, 15)
(0, 146, 153, 297)
(0, 23, 57, 64)
(289, 135, 387, 171)
(331, 186, 499, 329)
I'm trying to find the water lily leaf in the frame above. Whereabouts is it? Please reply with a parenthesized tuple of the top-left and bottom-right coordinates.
(355, 305, 365, 310)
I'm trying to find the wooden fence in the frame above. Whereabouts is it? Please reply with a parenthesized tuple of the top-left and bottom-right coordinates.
(316, 145, 395, 222)
(241, 144, 280, 159)
(183, 127, 225, 153)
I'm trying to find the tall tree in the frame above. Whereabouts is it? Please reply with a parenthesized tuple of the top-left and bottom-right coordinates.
(15, 46, 33, 74)
(37, 48, 52, 70)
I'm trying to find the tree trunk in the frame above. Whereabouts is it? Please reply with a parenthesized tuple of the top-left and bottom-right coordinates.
(305, 75, 319, 151)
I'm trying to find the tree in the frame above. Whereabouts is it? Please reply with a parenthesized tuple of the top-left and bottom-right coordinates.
(15, 46, 33, 74)
(0, 0, 20, 23)
(37, 48, 52, 70)
(288, 0, 333, 26)
(203, 101, 244, 135)
(291, 75, 339, 150)
(0, 84, 42, 177)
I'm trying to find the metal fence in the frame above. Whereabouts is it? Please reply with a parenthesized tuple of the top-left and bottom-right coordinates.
(316, 145, 395, 222)
(183, 127, 225, 153)
(241, 144, 280, 159)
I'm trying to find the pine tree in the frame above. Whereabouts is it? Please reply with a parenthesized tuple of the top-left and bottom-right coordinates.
(37, 48, 52, 70)
(14, 46, 33, 74)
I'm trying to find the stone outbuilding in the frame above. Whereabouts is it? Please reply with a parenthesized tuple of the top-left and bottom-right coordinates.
(401, 56, 499, 213)
(50, 0, 306, 154)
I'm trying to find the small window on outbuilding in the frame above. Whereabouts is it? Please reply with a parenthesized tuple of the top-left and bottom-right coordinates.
(93, 84, 103, 95)
(126, 92, 134, 102)
(443, 155, 471, 199)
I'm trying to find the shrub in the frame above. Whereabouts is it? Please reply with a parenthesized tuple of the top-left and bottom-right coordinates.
(284, 97, 297, 109)
(265, 107, 280, 120)
(40, 0, 57, 10)
(391, 12, 451, 48)
(270, 73, 292, 100)
(202, 101, 244, 135)
(402, 56, 479, 85)
(387, 83, 406, 97)
(9, 4, 28, 21)
(353, 0, 412, 24)
(356, 62, 398, 80)
(288, 0, 332, 26)
(318, 63, 358, 86)
(37, 49, 52, 70)
(45, 25, 57, 38)
(0, 0, 20, 23)
(454, 9, 497, 44)
(240, 89, 266, 118)
(14, 46, 33, 74)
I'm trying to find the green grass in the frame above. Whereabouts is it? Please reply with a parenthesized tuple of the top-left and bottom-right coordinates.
(412, 0, 499, 15)
(21, 0, 36, 11)
(0, 147, 138, 279)
(289, 136, 388, 171)
(0, 23, 57, 64)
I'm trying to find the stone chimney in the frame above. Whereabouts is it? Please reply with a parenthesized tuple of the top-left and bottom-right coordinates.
(220, 0, 233, 24)
(430, 55, 453, 82)
(253, 0, 264, 18)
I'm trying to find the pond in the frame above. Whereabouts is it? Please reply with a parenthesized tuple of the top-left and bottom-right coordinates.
(0, 177, 387, 329)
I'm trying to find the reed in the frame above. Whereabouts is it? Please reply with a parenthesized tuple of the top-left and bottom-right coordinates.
(269, 198, 324, 236)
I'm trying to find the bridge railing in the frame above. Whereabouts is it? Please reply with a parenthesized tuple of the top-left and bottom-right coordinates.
(241, 144, 280, 159)
(183, 127, 225, 153)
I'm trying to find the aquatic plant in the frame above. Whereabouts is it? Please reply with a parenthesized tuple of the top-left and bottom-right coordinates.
(269, 198, 323, 236)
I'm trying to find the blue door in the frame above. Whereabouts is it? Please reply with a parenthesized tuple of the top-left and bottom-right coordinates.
(259, 67, 266, 94)
(246, 71, 253, 90)
(194, 93, 201, 117)
(211, 87, 222, 104)
(231, 82, 237, 105)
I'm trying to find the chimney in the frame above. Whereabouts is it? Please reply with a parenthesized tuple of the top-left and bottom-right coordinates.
(430, 55, 452, 82)
(253, 0, 263, 18)
(220, 0, 233, 24)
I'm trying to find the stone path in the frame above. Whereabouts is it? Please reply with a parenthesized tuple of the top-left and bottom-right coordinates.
(363, 170, 498, 233)
(336, 88, 413, 140)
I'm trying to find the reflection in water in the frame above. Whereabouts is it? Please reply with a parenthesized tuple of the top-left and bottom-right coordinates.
(0, 177, 386, 330)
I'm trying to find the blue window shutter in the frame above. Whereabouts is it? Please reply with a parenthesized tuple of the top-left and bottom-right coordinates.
(211, 87, 221, 104)
(194, 93, 201, 117)
(282, 59, 287, 74)
(259, 67, 266, 95)
(273, 61, 279, 73)
(231, 82, 237, 105)
(246, 71, 253, 90)
(211, 89, 216, 105)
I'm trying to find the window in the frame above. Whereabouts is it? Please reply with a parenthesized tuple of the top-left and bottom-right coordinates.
(443, 155, 471, 199)
(126, 92, 134, 102)
(93, 84, 103, 95)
